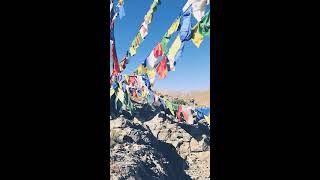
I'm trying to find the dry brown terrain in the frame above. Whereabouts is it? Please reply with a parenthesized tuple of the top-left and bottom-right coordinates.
(155, 89, 210, 107)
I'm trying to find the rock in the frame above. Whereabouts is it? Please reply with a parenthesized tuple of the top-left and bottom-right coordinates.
(127, 129, 142, 143)
(157, 130, 169, 141)
(151, 129, 160, 138)
(110, 118, 131, 129)
(120, 135, 134, 144)
(133, 117, 142, 125)
(179, 142, 190, 154)
(190, 137, 209, 152)
(190, 138, 202, 152)
(171, 141, 183, 149)
(110, 104, 211, 179)
(197, 151, 210, 161)
(169, 132, 178, 141)
(165, 122, 177, 129)
(180, 153, 188, 160)
(183, 133, 192, 142)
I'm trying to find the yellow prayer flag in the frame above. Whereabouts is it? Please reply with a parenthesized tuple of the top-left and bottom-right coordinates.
(129, 47, 136, 56)
(147, 68, 156, 78)
(191, 24, 204, 48)
(204, 114, 210, 125)
(141, 88, 147, 98)
(167, 18, 180, 37)
(167, 36, 182, 62)
(147, 69, 156, 85)
(137, 64, 147, 75)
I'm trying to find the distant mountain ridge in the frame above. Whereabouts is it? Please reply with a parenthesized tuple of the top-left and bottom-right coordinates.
(154, 88, 210, 107)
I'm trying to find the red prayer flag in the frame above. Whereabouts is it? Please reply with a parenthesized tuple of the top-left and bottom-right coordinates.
(129, 76, 136, 86)
(176, 105, 183, 121)
(156, 56, 168, 79)
(111, 42, 120, 75)
(153, 43, 163, 58)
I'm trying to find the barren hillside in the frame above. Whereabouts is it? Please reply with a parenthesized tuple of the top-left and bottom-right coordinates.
(155, 89, 210, 107)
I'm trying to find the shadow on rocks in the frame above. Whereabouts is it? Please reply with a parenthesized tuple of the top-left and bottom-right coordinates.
(133, 104, 162, 123)
(154, 140, 192, 180)
(178, 122, 210, 142)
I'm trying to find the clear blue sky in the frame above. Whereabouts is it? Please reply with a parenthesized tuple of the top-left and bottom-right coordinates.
(111, 0, 210, 91)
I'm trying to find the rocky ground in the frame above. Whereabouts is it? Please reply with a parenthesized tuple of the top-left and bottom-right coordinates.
(110, 102, 211, 180)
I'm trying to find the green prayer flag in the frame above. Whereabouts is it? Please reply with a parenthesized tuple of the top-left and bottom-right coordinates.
(137, 33, 143, 43)
(199, 11, 210, 36)
(172, 103, 178, 112)
(165, 99, 174, 115)
(160, 35, 170, 54)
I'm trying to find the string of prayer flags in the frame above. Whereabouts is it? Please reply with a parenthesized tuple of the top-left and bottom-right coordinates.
(144, 0, 161, 24)
(128, 0, 161, 57)
(126, 0, 195, 75)
(110, 74, 211, 126)
(156, 56, 168, 79)
(145, 17, 182, 71)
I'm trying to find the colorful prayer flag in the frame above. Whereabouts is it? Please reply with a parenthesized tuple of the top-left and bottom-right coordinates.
(146, 50, 158, 68)
(153, 43, 163, 58)
(191, 23, 204, 48)
(179, 6, 192, 42)
(156, 56, 168, 79)
(192, 0, 207, 22)
(167, 36, 182, 71)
